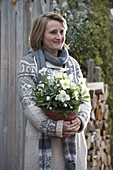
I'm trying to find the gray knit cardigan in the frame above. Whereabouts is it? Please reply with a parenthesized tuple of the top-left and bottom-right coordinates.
(18, 52, 91, 170)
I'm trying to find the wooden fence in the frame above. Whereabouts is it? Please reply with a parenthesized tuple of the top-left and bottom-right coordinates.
(0, 1, 55, 170)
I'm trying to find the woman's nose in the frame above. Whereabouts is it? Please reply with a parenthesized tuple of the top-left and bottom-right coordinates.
(56, 32, 62, 39)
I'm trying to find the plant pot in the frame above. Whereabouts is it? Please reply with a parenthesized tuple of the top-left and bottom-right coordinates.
(42, 109, 77, 121)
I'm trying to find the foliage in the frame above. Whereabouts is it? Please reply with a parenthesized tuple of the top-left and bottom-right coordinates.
(31, 67, 89, 114)
(60, 0, 113, 77)
(58, 0, 113, 165)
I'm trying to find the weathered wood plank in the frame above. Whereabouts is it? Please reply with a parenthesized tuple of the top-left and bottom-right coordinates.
(95, 66, 101, 82)
(0, 0, 9, 169)
(87, 82, 104, 94)
(87, 59, 95, 82)
(15, 1, 25, 169)
(7, 1, 16, 170)
(23, 0, 31, 54)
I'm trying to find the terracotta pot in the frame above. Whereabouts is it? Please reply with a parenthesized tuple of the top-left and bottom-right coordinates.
(42, 109, 77, 121)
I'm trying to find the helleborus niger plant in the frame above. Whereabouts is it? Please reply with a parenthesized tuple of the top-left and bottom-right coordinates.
(32, 67, 89, 115)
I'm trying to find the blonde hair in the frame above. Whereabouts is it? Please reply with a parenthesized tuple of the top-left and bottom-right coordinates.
(29, 12, 68, 50)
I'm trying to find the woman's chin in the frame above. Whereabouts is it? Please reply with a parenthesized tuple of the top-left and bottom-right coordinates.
(55, 46, 63, 50)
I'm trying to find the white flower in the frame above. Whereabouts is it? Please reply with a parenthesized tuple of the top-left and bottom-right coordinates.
(63, 73, 68, 79)
(56, 83, 60, 87)
(27, 84, 32, 88)
(74, 91, 79, 100)
(38, 84, 44, 88)
(39, 67, 47, 75)
(70, 106, 73, 109)
(64, 103, 67, 107)
(60, 79, 70, 90)
(47, 76, 51, 80)
(49, 107, 52, 110)
(46, 96, 50, 101)
(60, 67, 70, 73)
(58, 90, 70, 102)
(60, 68, 65, 72)
(78, 78, 86, 88)
(55, 95, 59, 101)
(47, 76, 54, 85)
(78, 78, 88, 96)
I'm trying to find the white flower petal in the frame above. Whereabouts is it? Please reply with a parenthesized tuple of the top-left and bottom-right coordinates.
(46, 96, 50, 101)
(39, 67, 47, 75)
(60, 79, 70, 90)
(58, 90, 70, 102)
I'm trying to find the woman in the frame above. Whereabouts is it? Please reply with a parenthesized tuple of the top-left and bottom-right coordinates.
(18, 12, 91, 170)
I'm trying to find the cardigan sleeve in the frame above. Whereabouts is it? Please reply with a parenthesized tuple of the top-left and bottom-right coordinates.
(17, 54, 63, 137)
(70, 57, 91, 131)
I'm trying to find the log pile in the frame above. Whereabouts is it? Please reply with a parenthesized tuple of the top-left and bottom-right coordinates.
(86, 82, 112, 170)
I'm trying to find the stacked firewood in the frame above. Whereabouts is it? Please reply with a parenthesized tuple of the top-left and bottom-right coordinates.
(86, 59, 112, 170)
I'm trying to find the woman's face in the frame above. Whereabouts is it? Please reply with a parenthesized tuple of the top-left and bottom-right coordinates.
(43, 20, 66, 56)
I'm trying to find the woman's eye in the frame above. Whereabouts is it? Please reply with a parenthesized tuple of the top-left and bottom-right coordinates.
(49, 30, 65, 35)
(50, 31, 57, 34)
(60, 30, 64, 35)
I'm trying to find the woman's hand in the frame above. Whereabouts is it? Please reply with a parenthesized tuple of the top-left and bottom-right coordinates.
(62, 117, 82, 138)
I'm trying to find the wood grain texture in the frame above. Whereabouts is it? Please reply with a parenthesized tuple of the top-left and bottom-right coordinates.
(0, 0, 51, 170)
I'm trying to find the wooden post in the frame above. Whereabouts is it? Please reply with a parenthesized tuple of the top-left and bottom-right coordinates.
(95, 66, 101, 82)
(87, 59, 95, 82)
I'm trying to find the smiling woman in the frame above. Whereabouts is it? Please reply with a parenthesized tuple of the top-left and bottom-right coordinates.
(18, 12, 91, 170)
(42, 20, 66, 56)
